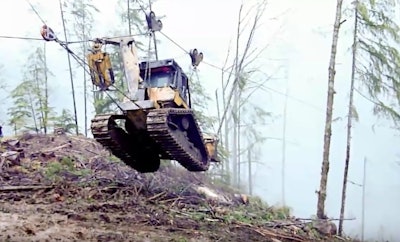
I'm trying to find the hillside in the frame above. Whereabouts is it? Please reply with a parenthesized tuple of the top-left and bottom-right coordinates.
(0, 133, 353, 242)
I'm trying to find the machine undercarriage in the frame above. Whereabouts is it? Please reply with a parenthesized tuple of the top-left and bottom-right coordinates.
(91, 108, 213, 173)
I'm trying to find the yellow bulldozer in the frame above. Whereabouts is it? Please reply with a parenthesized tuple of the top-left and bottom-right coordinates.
(87, 37, 219, 173)
(40, 9, 219, 174)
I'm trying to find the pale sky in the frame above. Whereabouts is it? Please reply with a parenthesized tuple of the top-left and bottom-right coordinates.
(0, 0, 399, 240)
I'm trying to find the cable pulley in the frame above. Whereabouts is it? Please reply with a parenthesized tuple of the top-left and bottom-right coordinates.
(189, 49, 204, 68)
(40, 25, 57, 41)
(145, 11, 163, 32)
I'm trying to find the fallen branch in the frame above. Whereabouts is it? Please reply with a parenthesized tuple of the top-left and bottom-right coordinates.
(161, 197, 180, 204)
(38, 143, 71, 154)
(0, 157, 4, 172)
(85, 148, 100, 155)
(148, 191, 167, 201)
(297, 217, 356, 221)
(234, 221, 305, 242)
(264, 221, 310, 228)
(0, 185, 54, 192)
(170, 209, 192, 218)
(334, 235, 347, 241)
(70, 136, 100, 148)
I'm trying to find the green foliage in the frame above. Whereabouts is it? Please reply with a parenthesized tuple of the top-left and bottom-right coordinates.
(44, 156, 90, 181)
(93, 92, 116, 114)
(7, 81, 33, 134)
(53, 109, 78, 134)
(219, 197, 291, 224)
(356, 0, 400, 126)
(117, 0, 148, 35)
(108, 154, 123, 164)
(170, 237, 188, 242)
(8, 46, 54, 135)
(66, 0, 99, 26)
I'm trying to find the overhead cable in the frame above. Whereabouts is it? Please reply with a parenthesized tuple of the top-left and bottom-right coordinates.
(0, 35, 43, 41)
(25, 0, 47, 25)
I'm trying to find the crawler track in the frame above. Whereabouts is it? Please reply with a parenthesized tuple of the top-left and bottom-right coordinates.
(91, 114, 160, 173)
(91, 109, 210, 173)
(91, 114, 134, 164)
(147, 108, 210, 172)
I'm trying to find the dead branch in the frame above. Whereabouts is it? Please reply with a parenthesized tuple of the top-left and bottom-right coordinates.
(234, 221, 305, 242)
(88, 155, 103, 164)
(148, 191, 167, 201)
(162, 197, 183, 208)
(297, 217, 356, 221)
(85, 148, 99, 155)
(37, 143, 71, 154)
(69, 135, 99, 147)
(0, 157, 4, 172)
(169, 209, 192, 217)
(0, 185, 54, 192)
(263, 221, 310, 228)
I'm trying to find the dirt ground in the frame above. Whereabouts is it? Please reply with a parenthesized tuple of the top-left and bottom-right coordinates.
(0, 134, 353, 242)
(0, 193, 252, 242)
(0, 185, 293, 242)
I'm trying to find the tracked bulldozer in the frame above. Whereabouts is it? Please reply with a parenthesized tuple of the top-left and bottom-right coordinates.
(87, 37, 219, 173)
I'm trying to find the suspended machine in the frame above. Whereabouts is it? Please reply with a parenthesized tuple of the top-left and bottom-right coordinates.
(85, 11, 219, 173)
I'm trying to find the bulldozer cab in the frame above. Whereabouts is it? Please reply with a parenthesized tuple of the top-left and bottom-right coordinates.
(139, 59, 191, 108)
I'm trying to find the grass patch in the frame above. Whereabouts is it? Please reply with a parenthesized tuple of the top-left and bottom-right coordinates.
(43, 156, 91, 181)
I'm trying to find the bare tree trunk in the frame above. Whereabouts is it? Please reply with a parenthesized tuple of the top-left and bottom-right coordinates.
(232, 84, 238, 187)
(34, 67, 45, 132)
(28, 92, 39, 134)
(248, 148, 252, 195)
(281, 64, 289, 206)
(43, 43, 49, 134)
(361, 157, 367, 241)
(215, 89, 224, 176)
(82, 11, 88, 137)
(59, 0, 79, 135)
(317, 0, 344, 219)
(127, 0, 132, 35)
(216, 0, 267, 186)
(237, 98, 241, 187)
(232, 4, 243, 188)
(221, 47, 231, 184)
(222, 78, 230, 183)
(338, 1, 359, 235)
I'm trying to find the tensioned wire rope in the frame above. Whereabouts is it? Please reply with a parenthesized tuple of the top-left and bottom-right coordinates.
(25, 0, 150, 111)
(12, 0, 353, 121)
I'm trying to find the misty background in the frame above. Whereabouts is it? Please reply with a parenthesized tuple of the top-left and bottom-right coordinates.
(0, 0, 399, 240)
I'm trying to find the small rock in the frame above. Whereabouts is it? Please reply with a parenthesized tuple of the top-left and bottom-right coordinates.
(54, 127, 65, 135)
(99, 213, 111, 223)
(234, 194, 249, 204)
(1, 151, 21, 166)
(23, 225, 36, 235)
(67, 213, 87, 221)
(289, 225, 301, 234)
(313, 219, 337, 236)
